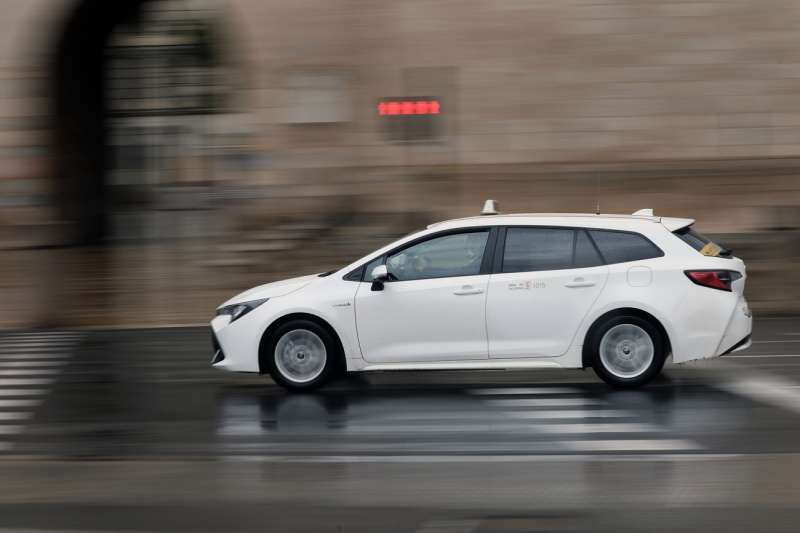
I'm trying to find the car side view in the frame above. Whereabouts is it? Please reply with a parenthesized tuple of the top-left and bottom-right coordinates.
(211, 203, 752, 391)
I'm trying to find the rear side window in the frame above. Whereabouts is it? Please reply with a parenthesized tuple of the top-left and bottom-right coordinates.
(588, 230, 663, 264)
(574, 230, 604, 268)
(674, 226, 725, 257)
(502, 228, 575, 272)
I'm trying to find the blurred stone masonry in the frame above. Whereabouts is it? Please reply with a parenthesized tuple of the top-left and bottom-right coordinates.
(3, 0, 800, 326)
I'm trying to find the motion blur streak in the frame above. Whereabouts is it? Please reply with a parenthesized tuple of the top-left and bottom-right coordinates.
(2, 0, 800, 532)
(1, 0, 800, 327)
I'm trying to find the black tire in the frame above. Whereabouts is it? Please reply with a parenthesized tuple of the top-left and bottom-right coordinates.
(587, 314, 666, 389)
(265, 319, 340, 392)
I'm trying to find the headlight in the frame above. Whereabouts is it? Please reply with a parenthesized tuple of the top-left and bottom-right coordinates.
(216, 298, 268, 323)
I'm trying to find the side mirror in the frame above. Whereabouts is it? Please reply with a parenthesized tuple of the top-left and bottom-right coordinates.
(370, 264, 389, 291)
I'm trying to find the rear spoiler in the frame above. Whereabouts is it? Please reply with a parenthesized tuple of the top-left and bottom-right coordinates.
(660, 217, 695, 232)
(631, 209, 694, 232)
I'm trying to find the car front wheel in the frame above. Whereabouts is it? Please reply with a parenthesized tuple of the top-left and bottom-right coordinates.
(588, 315, 666, 388)
(267, 320, 339, 391)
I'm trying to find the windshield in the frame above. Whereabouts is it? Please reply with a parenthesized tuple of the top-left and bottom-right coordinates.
(673, 226, 729, 257)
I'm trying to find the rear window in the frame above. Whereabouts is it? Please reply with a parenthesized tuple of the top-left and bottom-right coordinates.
(673, 226, 725, 257)
(588, 230, 664, 264)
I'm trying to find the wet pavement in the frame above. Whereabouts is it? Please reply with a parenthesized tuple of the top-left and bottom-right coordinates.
(1, 318, 800, 532)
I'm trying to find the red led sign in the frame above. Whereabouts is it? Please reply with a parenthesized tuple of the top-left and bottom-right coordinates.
(378, 99, 441, 116)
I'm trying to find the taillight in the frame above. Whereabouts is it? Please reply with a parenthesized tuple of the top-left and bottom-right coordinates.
(684, 270, 742, 292)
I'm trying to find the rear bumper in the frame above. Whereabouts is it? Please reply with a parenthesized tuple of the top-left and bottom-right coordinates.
(715, 297, 753, 356)
(720, 334, 752, 356)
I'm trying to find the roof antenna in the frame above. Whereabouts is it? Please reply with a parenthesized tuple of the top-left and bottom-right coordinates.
(595, 200, 600, 215)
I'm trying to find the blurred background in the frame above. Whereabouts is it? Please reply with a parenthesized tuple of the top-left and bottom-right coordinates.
(3, 0, 800, 328)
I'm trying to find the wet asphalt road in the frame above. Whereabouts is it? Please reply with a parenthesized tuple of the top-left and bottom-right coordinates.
(1, 318, 800, 532)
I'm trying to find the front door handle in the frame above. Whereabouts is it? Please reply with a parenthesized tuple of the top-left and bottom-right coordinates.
(564, 278, 595, 288)
(454, 285, 484, 296)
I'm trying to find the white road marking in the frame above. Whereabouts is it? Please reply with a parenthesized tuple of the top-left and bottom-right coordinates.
(0, 378, 54, 387)
(0, 412, 32, 421)
(0, 399, 43, 407)
(727, 354, 800, 358)
(0, 389, 48, 396)
(753, 340, 800, 344)
(0, 353, 72, 360)
(566, 439, 701, 452)
(468, 387, 581, 395)
(357, 409, 631, 421)
(0, 343, 77, 349)
(505, 410, 631, 419)
(0, 332, 79, 454)
(0, 369, 61, 376)
(0, 361, 68, 368)
(220, 440, 700, 454)
(718, 374, 800, 415)
(536, 423, 658, 434)
(415, 520, 481, 533)
(341, 422, 658, 435)
(485, 398, 602, 407)
(222, 453, 737, 463)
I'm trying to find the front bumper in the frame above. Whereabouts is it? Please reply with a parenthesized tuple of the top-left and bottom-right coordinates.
(209, 314, 262, 373)
(211, 329, 225, 364)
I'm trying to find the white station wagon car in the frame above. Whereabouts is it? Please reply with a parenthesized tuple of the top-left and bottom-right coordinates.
(211, 204, 752, 391)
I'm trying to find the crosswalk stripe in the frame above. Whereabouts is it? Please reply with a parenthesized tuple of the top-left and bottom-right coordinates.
(339, 422, 658, 435)
(217, 439, 700, 454)
(506, 410, 630, 419)
(0, 412, 31, 421)
(0, 343, 77, 349)
(0, 389, 48, 396)
(0, 361, 68, 368)
(468, 387, 581, 395)
(0, 332, 80, 454)
(0, 369, 61, 376)
(484, 398, 602, 407)
(0, 354, 71, 360)
(0, 378, 54, 387)
(354, 409, 631, 422)
(1, 332, 80, 338)
(566, 439, 700, 452)
(0, 399, 43, 407)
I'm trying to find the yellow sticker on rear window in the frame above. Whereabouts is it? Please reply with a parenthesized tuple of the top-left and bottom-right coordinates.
(700, 242, 722, 257)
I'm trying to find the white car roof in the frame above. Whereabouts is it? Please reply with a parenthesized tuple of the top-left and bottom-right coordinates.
(427, 212, 695, 232)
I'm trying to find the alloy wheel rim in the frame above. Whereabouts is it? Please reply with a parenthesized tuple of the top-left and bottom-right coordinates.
(274, 329, 327, 383)
(599, 324, 654, 379)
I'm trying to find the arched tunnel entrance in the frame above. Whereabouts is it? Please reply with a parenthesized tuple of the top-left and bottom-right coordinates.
(52, 0, 222, 245)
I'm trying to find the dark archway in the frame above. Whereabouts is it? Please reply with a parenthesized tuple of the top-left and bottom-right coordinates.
(52, 0, 150, 245)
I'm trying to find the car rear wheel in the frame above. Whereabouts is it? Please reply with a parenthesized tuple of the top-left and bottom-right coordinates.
(588, 315, 666, 388)
(267, 320, 339, 391)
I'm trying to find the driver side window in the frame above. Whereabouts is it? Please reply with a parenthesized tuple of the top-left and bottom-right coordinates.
(385, 230, 489, 281)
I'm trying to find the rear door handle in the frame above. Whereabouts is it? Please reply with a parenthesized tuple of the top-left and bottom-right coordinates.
(564, 278, 596, 288)
(454, 285, 484, 295)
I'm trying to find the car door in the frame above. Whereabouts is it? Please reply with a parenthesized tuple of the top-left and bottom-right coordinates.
(355, 229, 494, 363)
(487, 227, 609, 358)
